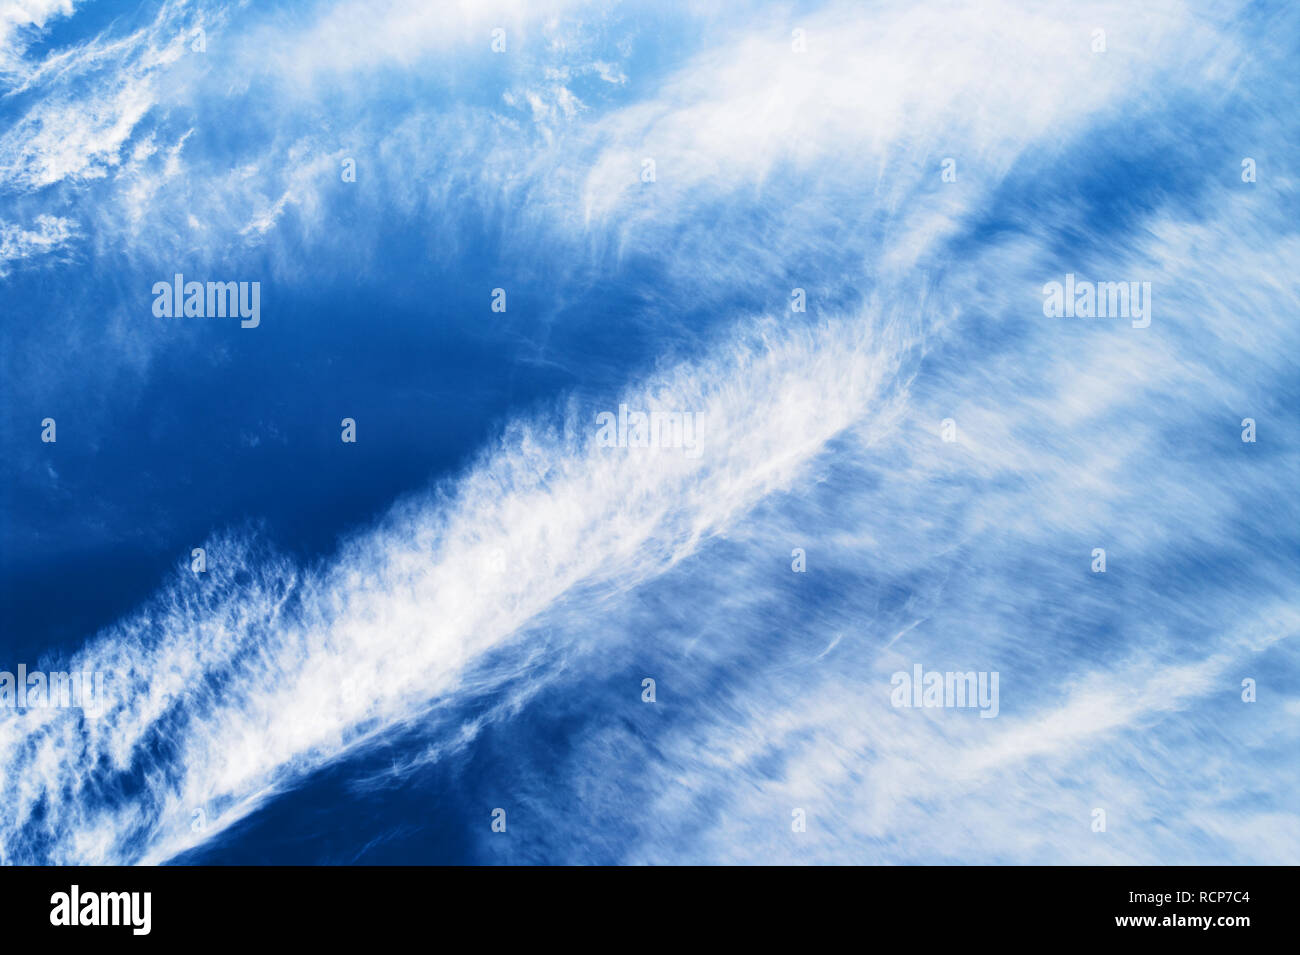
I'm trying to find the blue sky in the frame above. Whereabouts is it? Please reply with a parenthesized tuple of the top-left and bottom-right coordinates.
(1, 0, 1298, 864)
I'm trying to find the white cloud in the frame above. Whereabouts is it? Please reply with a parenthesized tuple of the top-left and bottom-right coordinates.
(1, 0, 1294, 867)
(0, 212, 77, 272)
(0, 0, 77, 75)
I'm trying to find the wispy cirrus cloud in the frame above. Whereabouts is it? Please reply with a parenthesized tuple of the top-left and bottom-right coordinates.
(1, 0, 1296, 867)
(0, 211, 76, 272)
(0, 0, 78, 76)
